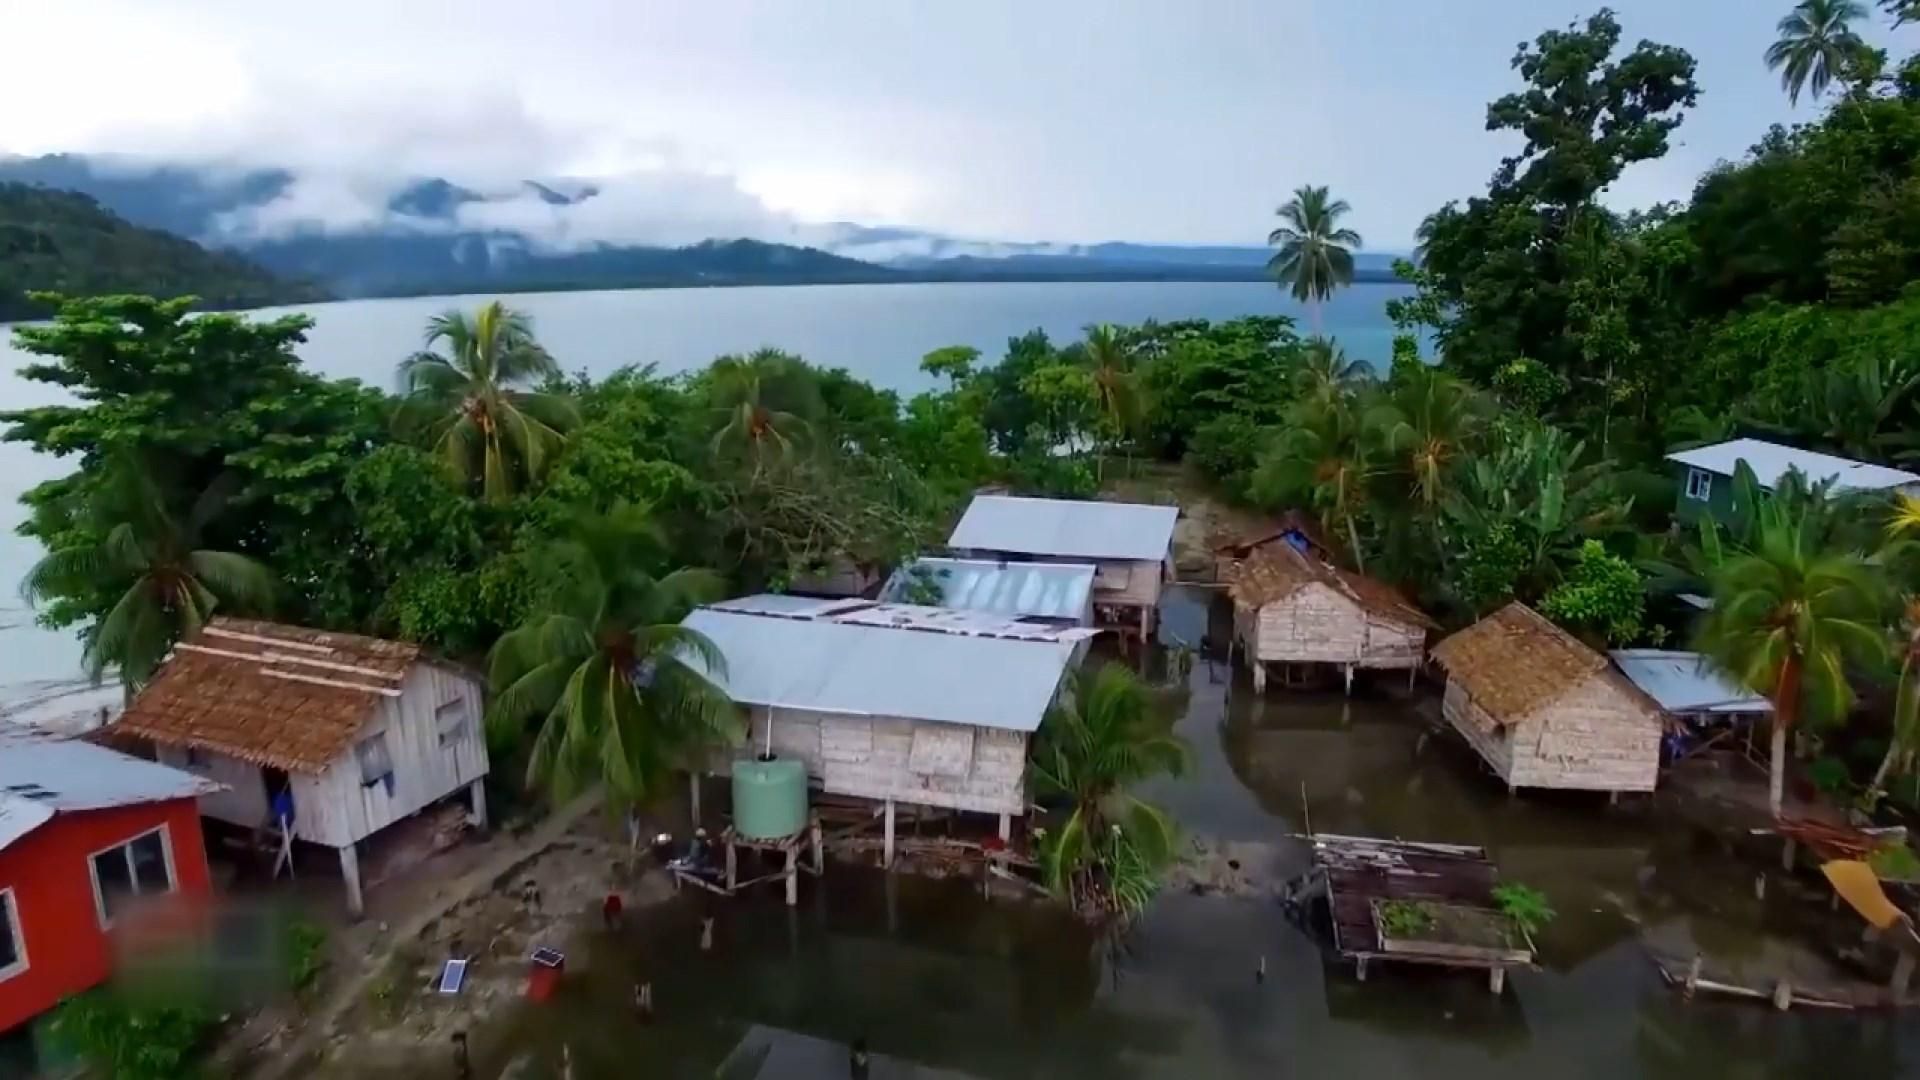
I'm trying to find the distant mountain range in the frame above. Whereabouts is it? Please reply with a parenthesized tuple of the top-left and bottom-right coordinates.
(0, 154, 1405, 301)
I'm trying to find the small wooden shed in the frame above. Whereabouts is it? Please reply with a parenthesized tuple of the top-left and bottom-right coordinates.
(1226, 543, 1434, 694)
(946, 494, 1178, 640)
(109, 618, 490, 914)
(681, 596, 1091, 862)
(1431, 604, 1664, 794)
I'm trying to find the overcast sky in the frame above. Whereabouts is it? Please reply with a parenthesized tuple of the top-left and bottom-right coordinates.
(4, 1, 1913, 249)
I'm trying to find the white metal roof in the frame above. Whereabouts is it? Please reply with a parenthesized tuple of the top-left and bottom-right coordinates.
(946, 495, 1178, 561)
(0, 729, 224, 851)
(879, 558, 1096, 621)
(1666, 439, 1920, 492)
(680, 605, 1082, 731)
(1609, 650, 1773, 715)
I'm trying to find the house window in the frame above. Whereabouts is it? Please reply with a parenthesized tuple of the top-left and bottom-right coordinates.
(356, 733, 395, 792)
(435, 699, 468, 748)
(1685, 468, 1713, 501)
(0, 888, 24, 981)
(88, 827, 175, 927)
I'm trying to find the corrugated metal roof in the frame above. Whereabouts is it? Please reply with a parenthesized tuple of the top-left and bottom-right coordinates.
(1609, 650, 1773, 715)
(1666, 439, 1920, 492)
(879, 558, 1095, 621)
(680, 606, 1081, 731)
(946, 495, 1178, 561)
(0, 729, 224, 852)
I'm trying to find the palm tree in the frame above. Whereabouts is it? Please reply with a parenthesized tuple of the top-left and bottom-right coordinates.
(22, 460, 275, 689)
(1251, 391, 1376, 572)
(1368, 366, 1489, 511)
(1267, 185, 1362, 333)
(1765, 0, 1868, 106)
(487, 503, 738, 804)
(1294, 338, 1368, 407)
(708, 350, 818, 475)
(1080, 324, 1142, 479)
(1697, 504, 1889, 817)
(1030, 663, 1189, 919)
(395, 301, 578, 502)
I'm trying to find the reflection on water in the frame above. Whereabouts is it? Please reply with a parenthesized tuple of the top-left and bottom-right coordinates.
(383, 587, 1920, 1078)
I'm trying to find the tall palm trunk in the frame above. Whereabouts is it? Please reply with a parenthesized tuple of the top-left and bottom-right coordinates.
(1869, 641, 1920, 802)
(1770, 652, 1803, 818)
(1344, 512, 1366, 574)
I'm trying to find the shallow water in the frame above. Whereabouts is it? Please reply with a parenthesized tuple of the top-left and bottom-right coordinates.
(397, 587, 1920, 1079)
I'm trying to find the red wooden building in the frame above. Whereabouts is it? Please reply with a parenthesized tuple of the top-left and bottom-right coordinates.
(0, 728, 221, 1035)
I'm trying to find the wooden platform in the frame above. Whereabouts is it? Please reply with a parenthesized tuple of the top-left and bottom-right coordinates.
(1297, 832, 1535, 992)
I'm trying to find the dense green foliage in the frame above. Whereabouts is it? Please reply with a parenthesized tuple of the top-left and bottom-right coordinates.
(0, 184, 325, 319)
(1030, 664, 1189, 920)
(46, 990, 215, 1080)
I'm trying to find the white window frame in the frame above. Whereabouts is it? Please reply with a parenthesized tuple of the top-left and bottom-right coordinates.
(1685, 468, 1713, 501)
(86, 824, 177, 929)
(0, 887, 26, 982)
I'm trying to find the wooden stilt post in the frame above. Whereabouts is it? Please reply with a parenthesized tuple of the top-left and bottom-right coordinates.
(725, 839, 738, 893)
(689, 771, 702, 828)
(1252, 663, 1267, 694)
(998, 813, 1012, 844)
(1772, 979, 1793, 1011)
(1355, 956, 1369, 982)
(468, 778, 488, 830)
(1343, 664, 1354, 697)
(1488, 966, 1506, 995)
(1407, 665, 1416, 691)
(1781, 837, 1797, 872)
(810, 814, 823, 876)
(1608, 790, 1620, 807)
(883, 799, 896, 869)
(1893, 949, 1916, 1004)
(339, 843, 364, 918)
(784, 847, 798, 907)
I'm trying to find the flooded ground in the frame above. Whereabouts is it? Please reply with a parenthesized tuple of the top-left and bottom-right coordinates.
(367, 588, 1920, 1078)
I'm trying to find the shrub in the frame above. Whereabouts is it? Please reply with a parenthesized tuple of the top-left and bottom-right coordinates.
(46, 990, 215, 1080)
(1491, 882, 1556, 936)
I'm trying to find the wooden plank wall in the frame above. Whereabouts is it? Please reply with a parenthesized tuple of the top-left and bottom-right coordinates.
(1249, 585, 1424, 669)
(1442, 679, 1515, 783)
(1093, 557, 1164, 610)
(748, 707, 1028, 815)
(290, 664, 490, 848)
(156, 744, 271, 829)
(1507, 674, 1661, 792)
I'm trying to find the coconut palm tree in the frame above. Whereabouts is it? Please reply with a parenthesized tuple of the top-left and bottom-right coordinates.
(487, 502, 737, 804)
(708, 350, 819, 475)
(22, 460, 275, 689)
(1697, 504, 1890, 817)
(1251, 390, 1376, 572)
(1765, 0, 1868, 106)
(1367, 366, 1490, 512)
(1267, 185, 1363, 333)
(1030, 663, 1189, 919)
(1080, 323, 1142, 478)
(395, 301, 578, 502)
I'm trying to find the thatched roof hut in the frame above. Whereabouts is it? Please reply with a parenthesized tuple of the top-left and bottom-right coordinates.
(1227, 544, 1434, 692)
(1431, 604, 1663, 794)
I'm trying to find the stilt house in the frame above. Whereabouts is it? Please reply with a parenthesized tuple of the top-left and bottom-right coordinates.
(109, 619, 490, 915)
(945, 495, 1177, 639)
(1431, 604, 1664, 794)
(1227, 542, 1434, 693)
(880, 557, 1096, 626)
(681, 596, 1092, 856)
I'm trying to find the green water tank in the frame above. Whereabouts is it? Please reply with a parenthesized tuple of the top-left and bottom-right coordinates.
(731, 757, 808, 840)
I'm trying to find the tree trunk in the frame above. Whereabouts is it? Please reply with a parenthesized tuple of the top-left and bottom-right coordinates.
(1770, 654, 1803, 820)
(1345, 514, 1366, 574)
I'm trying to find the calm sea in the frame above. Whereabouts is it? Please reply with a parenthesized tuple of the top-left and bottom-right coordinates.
(0, 280, 1408, 692)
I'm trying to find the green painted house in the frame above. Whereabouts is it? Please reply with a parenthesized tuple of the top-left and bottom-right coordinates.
(1666, 438, 1920, 526)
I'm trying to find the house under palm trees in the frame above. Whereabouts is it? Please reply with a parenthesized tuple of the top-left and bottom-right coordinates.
(1432, 604, 1665, 795)
(945, 494, 1178, 640)
(107, 618, 490, 915)
(1667, 438, 1920, 527)
(680, 595, 1092, 862)
(1225, 542, 1434, 694)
